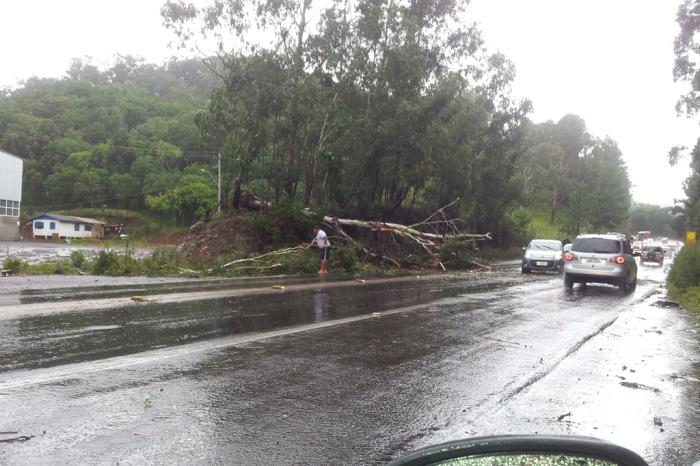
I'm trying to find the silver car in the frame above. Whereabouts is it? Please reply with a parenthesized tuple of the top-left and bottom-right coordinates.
(563, 234, 637, 292)
(522, 239, 563, 273)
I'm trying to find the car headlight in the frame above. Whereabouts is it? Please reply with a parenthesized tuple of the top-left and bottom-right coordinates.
(555, 253, 562, 261)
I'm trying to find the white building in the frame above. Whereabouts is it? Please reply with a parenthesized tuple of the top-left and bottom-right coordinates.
(29, 213, 104, 239)
(0, 150, 23, 240)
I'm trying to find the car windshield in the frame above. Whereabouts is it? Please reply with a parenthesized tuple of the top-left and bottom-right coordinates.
(528, 241, 561, 251)
(572, 238, 621, 254)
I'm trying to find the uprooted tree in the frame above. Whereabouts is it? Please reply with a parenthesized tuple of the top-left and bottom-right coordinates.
(181, 198, 492, 274)
(309, 198, 492, 271)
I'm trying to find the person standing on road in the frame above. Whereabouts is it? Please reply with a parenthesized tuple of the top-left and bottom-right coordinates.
(312, 226, 330, 274)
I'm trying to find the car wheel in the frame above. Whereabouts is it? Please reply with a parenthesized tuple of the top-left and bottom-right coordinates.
(521, 267, 530, 274)
(564, 273, 574, 289)
(630, 277, 637, 292)
(620, 275, 629, 293)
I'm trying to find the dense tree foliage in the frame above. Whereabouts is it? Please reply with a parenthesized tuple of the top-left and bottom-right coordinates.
(161, 0, 537, 240)
(0, 1, 634, 245)
(627, 203, 683, 239)
(518, 116, 631, 234)
(673, 0, 700, 232)
(0, 56, 219, 223)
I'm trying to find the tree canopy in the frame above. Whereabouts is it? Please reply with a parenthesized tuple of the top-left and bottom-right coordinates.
(0, 1, 635, 244)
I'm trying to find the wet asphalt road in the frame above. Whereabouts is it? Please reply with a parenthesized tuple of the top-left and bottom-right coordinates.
(0, 261, 699, 465)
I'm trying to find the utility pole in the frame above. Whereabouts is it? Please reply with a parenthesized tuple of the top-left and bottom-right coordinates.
(217, 152, 222, 214)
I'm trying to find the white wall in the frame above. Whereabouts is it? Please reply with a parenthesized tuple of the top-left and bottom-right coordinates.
(32, 220, 96, 238)
(0, 151, 23, 202)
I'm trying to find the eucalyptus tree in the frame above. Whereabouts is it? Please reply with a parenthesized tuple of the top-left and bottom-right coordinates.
(162, 0, 532, 235)
(673, 0, 700, 230)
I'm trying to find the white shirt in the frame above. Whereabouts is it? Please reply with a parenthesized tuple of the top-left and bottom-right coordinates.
(315, 229, 330, 248)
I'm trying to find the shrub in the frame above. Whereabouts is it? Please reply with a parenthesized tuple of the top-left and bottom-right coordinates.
(675, 286, 700, 314)
(668, 245, 700, 293)
(141, 246, 184, 276)
(25, 261, 76, 275)
(333, 245, 360, 272)
(2, 257, 26, 273)
(278, 249, 319, 274)
(493, 207, 532, 248)
(70, 250, 86, 269)
(253, 201, 319, 249)
(90, 250, 120, 275)
(439, 240, 475, 269)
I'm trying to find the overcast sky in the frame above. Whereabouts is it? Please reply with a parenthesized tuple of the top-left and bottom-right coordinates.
(0, 0, 695, 207)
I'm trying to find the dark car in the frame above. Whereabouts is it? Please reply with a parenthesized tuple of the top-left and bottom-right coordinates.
(640, 246, 664, 265)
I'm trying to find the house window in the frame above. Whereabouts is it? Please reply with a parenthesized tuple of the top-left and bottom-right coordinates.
(50, 222, 56, 230)
(35, 221, 44, 230)
(74, 223, 80, 231)
(84, 224, 92, 231)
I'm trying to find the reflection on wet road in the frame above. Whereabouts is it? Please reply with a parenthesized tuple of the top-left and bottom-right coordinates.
(0, 259, 698, 465)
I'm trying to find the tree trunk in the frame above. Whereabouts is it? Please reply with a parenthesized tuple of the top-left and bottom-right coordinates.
(284, 0, 310, 200)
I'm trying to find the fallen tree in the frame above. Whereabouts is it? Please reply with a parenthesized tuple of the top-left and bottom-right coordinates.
(305, 198, 492, 271)
(179, 197, 492, 274)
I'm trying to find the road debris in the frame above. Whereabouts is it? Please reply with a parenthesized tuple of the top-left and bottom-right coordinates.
(556, 412, 572, 421)
(652, 300, 680, 308)
(130, 296, 148, 302)
(484, 336, 520, 346)
(620, 381, 661, 393)
(0, 434, 34, 443)
(272, 285, 285, 290)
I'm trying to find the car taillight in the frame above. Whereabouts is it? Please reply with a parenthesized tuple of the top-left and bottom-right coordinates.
(613, 256, 625, 264)
(564, 252, 574, 261)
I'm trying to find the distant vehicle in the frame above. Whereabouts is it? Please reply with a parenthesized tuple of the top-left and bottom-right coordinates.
(637, 231, 652, 243)
(640, 246, 664, 265)
(563, 234, 637, 292)
(667, 241, 680, 255)
(631, 240, 642, 256)
(521, 239, 563, 274)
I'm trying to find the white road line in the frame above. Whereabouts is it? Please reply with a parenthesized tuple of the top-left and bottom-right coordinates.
(0, 299, 444, 390)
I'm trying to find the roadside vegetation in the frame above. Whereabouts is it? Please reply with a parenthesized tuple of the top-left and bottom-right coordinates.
(664, 1, 700, 315)
(667, 245, 700, 314)
(2, 1, 644, 276)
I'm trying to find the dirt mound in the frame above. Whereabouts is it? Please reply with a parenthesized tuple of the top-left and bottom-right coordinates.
(176, 216, 255, 261)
